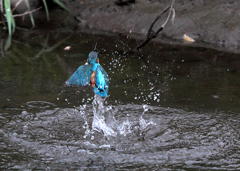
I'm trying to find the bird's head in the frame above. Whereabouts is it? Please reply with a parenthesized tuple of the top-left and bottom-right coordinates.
(88, 51, 99, 64)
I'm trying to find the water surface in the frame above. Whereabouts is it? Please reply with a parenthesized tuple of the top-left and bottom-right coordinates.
(0, 31, 240, 170)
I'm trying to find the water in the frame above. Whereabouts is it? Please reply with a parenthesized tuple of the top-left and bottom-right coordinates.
(0, 31, 240, 170)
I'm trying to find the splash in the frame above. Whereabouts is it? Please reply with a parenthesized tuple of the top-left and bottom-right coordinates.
(92, 95, 117, 136)
(88, 96, 156, 137)
(139, 105, 156, 130)
(77, 104, 91, 139)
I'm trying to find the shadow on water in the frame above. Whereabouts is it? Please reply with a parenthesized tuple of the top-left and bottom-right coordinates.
(0, 30, 240, 170)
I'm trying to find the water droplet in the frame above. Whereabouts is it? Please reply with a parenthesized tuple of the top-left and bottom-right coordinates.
(143, 105, 149, 112)
(21, 111, 28, 115)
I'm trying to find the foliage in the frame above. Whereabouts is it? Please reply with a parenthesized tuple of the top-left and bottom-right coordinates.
(52, 0, 69, 12)
(0, 0, 68, 35)
(2, 0, 15, 35)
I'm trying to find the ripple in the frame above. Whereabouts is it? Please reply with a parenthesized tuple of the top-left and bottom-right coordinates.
(25, 101, 56, 109)
(1, 104, 240, 170)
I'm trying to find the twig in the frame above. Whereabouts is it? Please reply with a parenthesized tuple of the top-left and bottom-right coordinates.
(136, 0, 175, 50)
(34, 35, 71, 59)
(0, 3, 2, 13)
(146, 6, 170, 39)
(0, 0, 3, 13)
(12, 0, 25, 12)
(12, 7, 42, 18)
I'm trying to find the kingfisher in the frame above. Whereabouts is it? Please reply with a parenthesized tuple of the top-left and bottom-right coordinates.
(65, 51, 109, 97)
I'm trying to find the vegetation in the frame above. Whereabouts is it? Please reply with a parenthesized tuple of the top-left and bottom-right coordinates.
(0, 0, 68, 36)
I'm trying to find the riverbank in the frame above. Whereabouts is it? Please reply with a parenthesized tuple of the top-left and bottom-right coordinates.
(55, 0, 240, 53)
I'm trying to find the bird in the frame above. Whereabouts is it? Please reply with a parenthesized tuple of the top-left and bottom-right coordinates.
(65, 51, 109, 97)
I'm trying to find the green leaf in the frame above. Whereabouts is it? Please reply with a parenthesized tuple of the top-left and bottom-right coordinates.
(52, 0, 69, 12)
(25, 0, 35, 28)
(4, 0, 15, 35)
(42, 0, 50, 21)
(4, 35, 12, 51)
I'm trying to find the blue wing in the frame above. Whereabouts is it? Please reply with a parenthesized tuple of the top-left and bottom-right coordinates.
(93, 65, 109, 97)
(65, 65, 92, 86)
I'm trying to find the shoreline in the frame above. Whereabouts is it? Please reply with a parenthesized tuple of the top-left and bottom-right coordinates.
(58, 0, 240, 54)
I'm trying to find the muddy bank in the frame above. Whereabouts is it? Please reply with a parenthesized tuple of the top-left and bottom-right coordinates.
(58, 0, 240, 53)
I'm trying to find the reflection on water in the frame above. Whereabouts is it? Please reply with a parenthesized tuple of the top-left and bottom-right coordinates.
(0, 31, 240, 170)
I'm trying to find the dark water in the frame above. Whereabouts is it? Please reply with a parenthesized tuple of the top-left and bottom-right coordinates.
(0, 31, 240, 170)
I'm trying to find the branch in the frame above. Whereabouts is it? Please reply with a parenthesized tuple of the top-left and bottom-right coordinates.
(12, 7, 42, 18)
(0, 1, 3, 13)
(12, 0, 25, 12)
(146, 6, 170, 38)
(136, 0, 175, 50)
(33, 35, 71, 59)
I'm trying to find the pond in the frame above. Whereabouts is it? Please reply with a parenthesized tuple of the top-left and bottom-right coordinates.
(0, 30, 240, 170)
